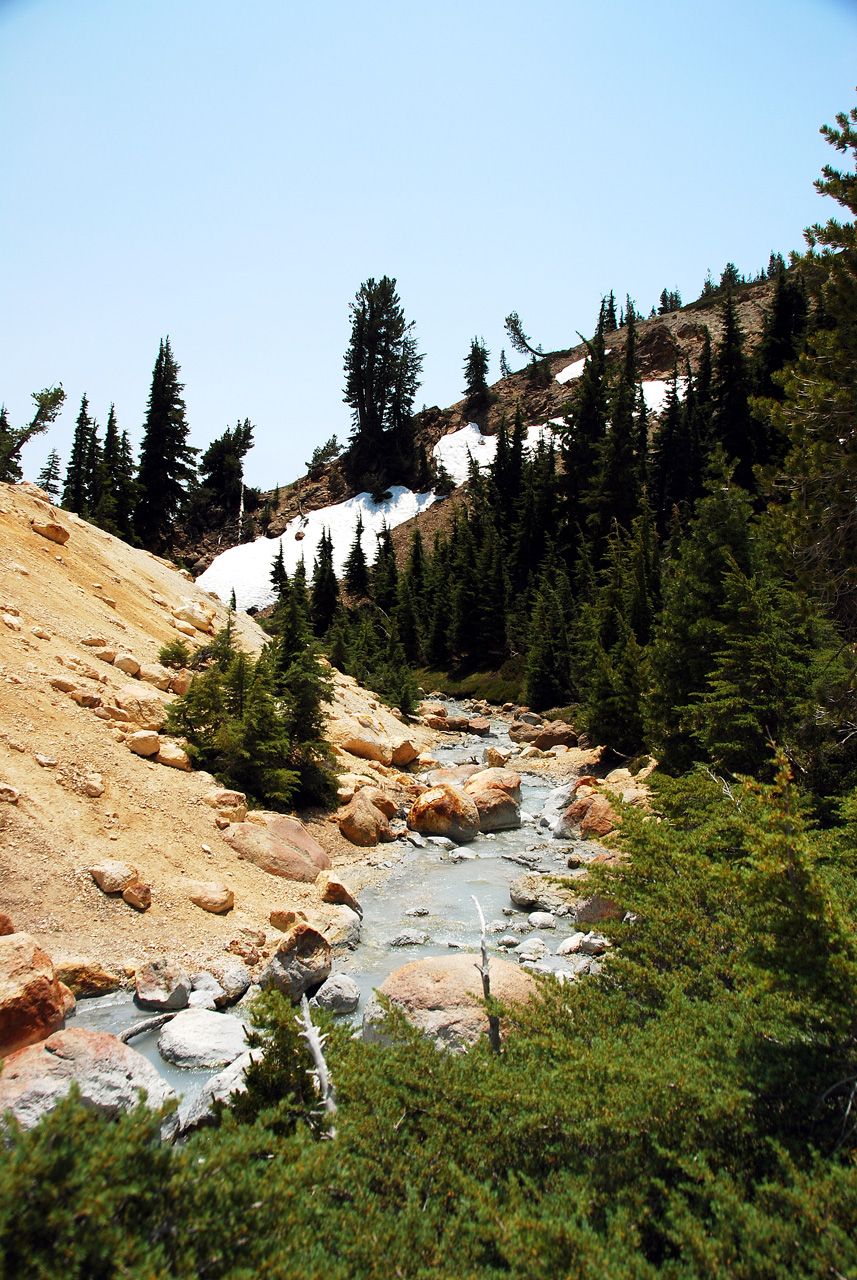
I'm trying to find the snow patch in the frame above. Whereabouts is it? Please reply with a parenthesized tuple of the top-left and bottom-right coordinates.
(640, 379, 687, 416)
(555, 357, 586, 384)
(432, 422, 556, 487)
(196, 486, 437, 613)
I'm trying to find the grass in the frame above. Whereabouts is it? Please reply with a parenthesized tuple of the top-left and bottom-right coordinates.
(414, 656, 526, 707)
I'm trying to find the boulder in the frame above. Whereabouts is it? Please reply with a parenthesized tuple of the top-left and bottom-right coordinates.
(71, 689, 102, 708)
(203, 787, 248, 823)
(508, 719, 544, 743)
(527, 911, 556, 930)
(424, 714, 469, 732)
(127, 729, 161, 757)
(305, 906, 362, 950)
(187, 880, 234, 914)
(464, 768, 522, 804)
(222, 823, 320, 882)
(338, 790, 393, 846)
(389, 929, 429, 947)
(113, 653, 141, 676)
(0, 933, 66, 1058)
(113, 685, 167, 730)
(0, 1028, 176, 1134)
(0, 914, 14, 936)
(123, 882, 152, 911)
(419, 702, 446, 718)
(138, 663, 172, 691)
(212, 959, 252, 1004)
(406, 784, 480, 845)
(0, 784, 20, 805)
(135, 957, 191, 1010)
(178, 1051, 256, 1134)
(391, 737, 418, 767)
(330, 714, 393, 765)
(53, 957, 125, 997)
(573, 893, 622, 925)
(466, 787, 521, 833)
(172, 601, 214, 631)
(30, 517, 70, 545)
(259, 924, 331, 1002)
(532, 721, 578, 752)
(485, 746, 512, 768)
(363, 953, 535, 1051)
(91, 646, 117, 664)
(541, 781, 579, 834)
(428, 764, 482, 787)
(170, 669, 194, 695)
(314, 974, 360, 1014)
(317, 871, 362, 916)
(89, 860, 138, 894)
(509, 873, 575, 912)
(558, 793, 619, 840)
(158, 1009, 249, 1070)
(263, 815, 330, 870)
(156, 741, 192, 771)
(468, 717, 492, 736)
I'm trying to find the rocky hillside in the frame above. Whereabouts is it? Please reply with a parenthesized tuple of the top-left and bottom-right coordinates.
(0, 481, 439, 981)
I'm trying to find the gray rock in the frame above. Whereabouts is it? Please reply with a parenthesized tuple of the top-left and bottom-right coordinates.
(516, 937, 548, 962)
(404, 832, 427, 848)
(188, 989, 220, 1009)
(313, 973, 361, 1014)
(405, 906, 430, 917)
(389, 930, 429, 947)
(158, 1009, 249, 1070)
(539, 782, 578, 834)
(178, 1050, 257, 1134)
(528, 911, 556, 929)
(215, 959, 252, 1004)
(497, 934, 519, 948)
(580, 933, 610, 955)
(425, 835, 456, 851)
(135, 958, 191, 1011)
(556, 932, 586, 956)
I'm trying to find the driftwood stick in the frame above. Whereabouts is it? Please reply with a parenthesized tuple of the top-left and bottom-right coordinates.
(119, 1012, 176, 1043)
(472, 894, 501, 1055)
(296, 995, 338, 1137)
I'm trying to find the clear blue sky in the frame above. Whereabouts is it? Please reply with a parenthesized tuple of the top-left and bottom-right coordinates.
(1, 0, 856, 489)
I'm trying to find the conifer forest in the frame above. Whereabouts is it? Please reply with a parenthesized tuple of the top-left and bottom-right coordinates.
(4, 95, 857, 1280)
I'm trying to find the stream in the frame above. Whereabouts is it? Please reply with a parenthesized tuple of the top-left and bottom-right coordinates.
(71, 703, 593, 1106)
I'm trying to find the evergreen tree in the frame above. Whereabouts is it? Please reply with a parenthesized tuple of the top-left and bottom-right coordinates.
(463, 337, 490, 414)
(524, 576, 572, 709)
(112, 430, 138, 540)
(499, 348, 512, 378)
(602, 290, 618, 331)
(371, 523, 398, 613)
(134, 337, 197, 550)
(185, 419, 255, 532)
(310, 528, 339, 635)
(270, 542, 289, 600)
(711, 289, 757, 489)
(84, 415, 102, 514)
(62, 394, 94, 513)
(36, 449, 62, 500)
(0, 386, 65, 485)
(343, 277, 423, 487)
(344, 513, 370, 597)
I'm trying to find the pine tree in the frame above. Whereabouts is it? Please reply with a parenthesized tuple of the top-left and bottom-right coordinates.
(602, 290, 618, 331)
(134, 338, 197, 550)
(270, 542, 289, 601)
(499, 349, 512, 378)
(343, 277, 423, 487)
(0, 386, 65, 485)
(463, 337, 490, 414)
(711, 289, 757, 489)
(36, 449, 62, 500)
(371, 523, 398, 613)
(310, 528, 339, 635)
(112, 430, 138, 540)
(62, 394, 94, 513)
(344, 513, 370, 597)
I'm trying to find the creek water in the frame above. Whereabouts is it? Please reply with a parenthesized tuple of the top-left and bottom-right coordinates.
(71, 705, 585, 1102)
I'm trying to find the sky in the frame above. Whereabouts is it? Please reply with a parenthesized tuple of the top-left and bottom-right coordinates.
(1, 0, 856, 490)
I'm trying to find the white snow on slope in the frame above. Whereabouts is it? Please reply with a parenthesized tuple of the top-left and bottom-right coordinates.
(640, 379, 687, 416)
(197, 486, 437, 612)
(198, 422, 561, 611)
(555, 357, 587, 384)
(433, 421, 557, 486)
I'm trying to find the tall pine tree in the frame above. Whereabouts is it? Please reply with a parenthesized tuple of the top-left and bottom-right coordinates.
(134, 338, 197, 550)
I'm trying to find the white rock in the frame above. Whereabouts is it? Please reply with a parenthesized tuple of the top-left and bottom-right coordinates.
(556, 932, 586, 956)
(158, 1009, 249, 1070)
(527, 911, 556, 930)
(178, 1050, 256, 1134)
(313, 973, 361, 1014)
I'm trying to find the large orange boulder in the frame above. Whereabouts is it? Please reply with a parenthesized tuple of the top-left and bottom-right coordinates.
(560, 793, 619, 839)
(407, 784, 480, 844)
(222, 823, 320, 882)
(464, 768, 522, 804)
(338, 791, 394, 847)
(363, 953, 535, 1051)
(463, 768, 522, 833)
(0, 933, 66, 1059)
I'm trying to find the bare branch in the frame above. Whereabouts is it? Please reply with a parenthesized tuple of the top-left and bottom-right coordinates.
(472, 894, 501, 1055)
(296, 994, 338, 1137)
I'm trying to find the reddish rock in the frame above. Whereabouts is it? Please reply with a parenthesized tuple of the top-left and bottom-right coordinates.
(122, 882, 152, 911)
(0, 785, 19, 805)
(464, 768, 522, 804)
(428, 764, 482, 787)
(264, 815, 330, 870)
(0, 933, 66, 1059)
(407, 784, 480, 844)
(318, 871, 362, 916)
(508, 719, 544, 743)
(468, 717, 492, 736)
(573, 893, 623, 925)
(222, 823, 320, 882)
(425, 714, 469, 732)
(363, 953, 535, 1051)
(561, 793, 619, 839)
(532, 721, 578, 752)
(0, 1027, 176, 1132)
(260, 924, 331, 1002)
(0, 914, 14, 936)
(338, 791, 394, 847)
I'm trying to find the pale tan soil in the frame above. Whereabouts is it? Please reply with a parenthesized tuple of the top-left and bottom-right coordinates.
(0, 483, 447, 977)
